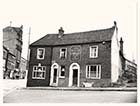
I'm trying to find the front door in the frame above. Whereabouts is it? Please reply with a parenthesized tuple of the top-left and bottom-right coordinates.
(72, 69, 78, 86)
(50, 63, 59, 86)
(69, 63, 80, 87)
(53, 68, 57, 83)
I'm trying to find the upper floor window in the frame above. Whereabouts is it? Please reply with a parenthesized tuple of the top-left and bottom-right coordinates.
(60, 48, 67, 59)
(86, 65, 101, 79)
(59, 65, 65, 78)
(37, 48, 45, 59)
(89, 46, 98, 58)
(32, 63, 46, 79)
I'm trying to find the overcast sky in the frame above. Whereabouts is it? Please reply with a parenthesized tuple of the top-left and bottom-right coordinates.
(0, 0, 138, 63)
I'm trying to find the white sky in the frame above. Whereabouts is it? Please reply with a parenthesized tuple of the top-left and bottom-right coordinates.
(0, 0, 138, 63)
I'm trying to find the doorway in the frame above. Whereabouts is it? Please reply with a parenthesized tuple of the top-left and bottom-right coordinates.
(50, 63, 59, 86)
(72, 69, 78, 86)
(69, 63, 80, 87)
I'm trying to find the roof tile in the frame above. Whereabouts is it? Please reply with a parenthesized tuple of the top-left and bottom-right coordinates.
(31, 26, 115, 46)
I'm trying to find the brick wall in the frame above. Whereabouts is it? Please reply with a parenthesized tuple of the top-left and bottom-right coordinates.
(51, 41, 111, 87)
(27, 47, 52, 87)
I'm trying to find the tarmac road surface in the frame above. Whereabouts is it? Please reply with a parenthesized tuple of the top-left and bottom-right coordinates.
(3, 89, 137, 103)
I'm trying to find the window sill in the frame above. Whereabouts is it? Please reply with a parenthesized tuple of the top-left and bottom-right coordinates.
(86, 77, 100, 80)
(32, 77, 45, 79)
(59, 76, 65, 79)
(89, 57, 98, 58)
(36, 58, 45, 60)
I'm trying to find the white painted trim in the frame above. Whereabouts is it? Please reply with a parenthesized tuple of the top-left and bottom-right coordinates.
(86, 65, 101, 79)
(69, 63, 80, 87)
(89, 45, 98, 58)
(37, 48, 45, 60)
(50, 63, 59, 86)
(59, 65, 65, 78)
(111, 26, 121, 83)
(59, 48, 67, 59)
(32, 65, 46, 79)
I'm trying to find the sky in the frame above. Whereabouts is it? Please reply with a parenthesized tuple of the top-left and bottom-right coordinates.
(0, 0, 138, 63)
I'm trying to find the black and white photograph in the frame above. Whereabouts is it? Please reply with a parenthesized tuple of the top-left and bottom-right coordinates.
(0, 0, 139, 104)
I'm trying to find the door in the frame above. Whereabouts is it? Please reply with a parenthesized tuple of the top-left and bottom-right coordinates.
(53, 68, 57, 83)
(50, 63, 59, 86)
(69, 63, 80, 87)
(72, 69, 78, 86)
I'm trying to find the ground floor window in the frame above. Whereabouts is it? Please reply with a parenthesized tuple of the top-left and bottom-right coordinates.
(32, 63, 46, 79)
(86, 65, 101, 79)
(59, 65, 65, 78)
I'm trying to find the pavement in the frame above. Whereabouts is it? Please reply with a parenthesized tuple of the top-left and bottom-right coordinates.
(25, 86, 137, 91)
(3, 79, 26, 96)
(2, 79, 137, 103)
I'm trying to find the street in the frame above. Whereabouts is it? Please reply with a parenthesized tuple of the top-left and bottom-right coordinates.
(3, 79, 137, 103)
(3, 89, 137, 103)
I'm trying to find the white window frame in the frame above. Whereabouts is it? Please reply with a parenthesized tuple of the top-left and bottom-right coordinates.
(32, 64, 46, 79)
(86, 65, 101, 79)
(60, 48, 67, 59)
(37, 48, 45, 60)
(89, 46, 98, 58)
(59, 65, 65, 78)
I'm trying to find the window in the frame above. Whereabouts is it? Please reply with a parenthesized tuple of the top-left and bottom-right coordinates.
(32, 63, 46, 79)
(89, 46, 98, 58)
(86, 65, 101, 79)
(60, 48, 67, 59)
(59, 65, 65, 78)
(37, 48, 45, 59)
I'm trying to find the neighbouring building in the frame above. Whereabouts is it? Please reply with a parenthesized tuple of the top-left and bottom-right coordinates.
(19, 57, 27, 79)
(27, 21, 125, 87)
(121, 58, 137, 87)
(3, 46, 16, 79)
(125, 59, 137, 82)
(3, 25, 23, 79)
(119, 37, 137, 87)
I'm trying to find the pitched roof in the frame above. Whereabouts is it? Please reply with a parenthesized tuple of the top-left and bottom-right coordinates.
(31, 26, 116, 46)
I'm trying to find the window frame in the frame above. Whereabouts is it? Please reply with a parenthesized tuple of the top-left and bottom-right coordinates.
(32, 65, 46, 79)
(89, 45, 98, 58)
(86, 65, 101, 79)
(60, 48, 67, 59)
(37, 48, 45, 60)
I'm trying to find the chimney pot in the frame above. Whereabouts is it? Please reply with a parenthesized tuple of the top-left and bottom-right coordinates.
(120, 37, 124, 55)
(58, 27, 64, 38)
(114, 21, 117, 26)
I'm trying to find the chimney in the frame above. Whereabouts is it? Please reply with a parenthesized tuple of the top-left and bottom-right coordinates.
(114, 21, 118, 35)
(58, 27, 64, 38)
(120, 37, 124, 55)
(114, 21, 117, 26)
(20, 25, 23, 29)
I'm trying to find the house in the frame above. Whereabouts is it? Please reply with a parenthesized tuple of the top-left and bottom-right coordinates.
(3, 25, 23, 79)
(27, 22, 122, 87)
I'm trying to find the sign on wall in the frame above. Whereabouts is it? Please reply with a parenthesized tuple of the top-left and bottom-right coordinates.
(71, 46, 81, 61)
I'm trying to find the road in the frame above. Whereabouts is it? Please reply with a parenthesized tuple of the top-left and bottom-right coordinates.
(3, 79, 137, 103)
(3, 89, 137, 103)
